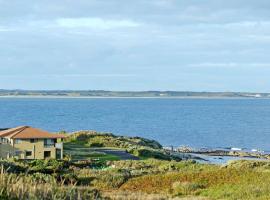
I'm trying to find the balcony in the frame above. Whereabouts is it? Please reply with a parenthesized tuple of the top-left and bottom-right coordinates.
(44, 144, 55, 148)
(44, 143, 63, 149)
(55, 143, 63, 149)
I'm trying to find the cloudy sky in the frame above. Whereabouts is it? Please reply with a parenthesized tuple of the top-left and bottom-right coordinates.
(1, 0, 270, 92)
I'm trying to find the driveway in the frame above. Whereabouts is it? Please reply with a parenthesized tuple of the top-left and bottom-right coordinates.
(91, 148, 140, 160)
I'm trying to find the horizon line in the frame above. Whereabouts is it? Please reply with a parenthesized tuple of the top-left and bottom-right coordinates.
(0, 89, 269, 94)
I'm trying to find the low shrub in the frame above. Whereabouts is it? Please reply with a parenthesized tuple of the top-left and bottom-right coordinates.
(129, 148, 181, 161)
(28, 159, 65, 173)
(88, 142, 104, 147)
(0, 160, 27, 173)
(226, 160, 270, 171)
(172, 181, 205, 196)
(91, 169, 131, 189)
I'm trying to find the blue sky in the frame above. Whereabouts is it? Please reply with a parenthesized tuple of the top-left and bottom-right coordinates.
(1, 0, 270, 92)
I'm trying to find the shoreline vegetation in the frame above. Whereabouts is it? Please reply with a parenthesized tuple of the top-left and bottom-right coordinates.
(0, 89, 270, 98)
(1, 130, 270, 199)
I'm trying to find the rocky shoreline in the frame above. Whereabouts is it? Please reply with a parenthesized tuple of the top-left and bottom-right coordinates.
(163, 146, 270, 163)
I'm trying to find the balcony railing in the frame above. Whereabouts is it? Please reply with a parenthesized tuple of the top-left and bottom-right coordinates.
(44, 144, 55, 148)
(55, 143, 63, 149)
(44, 143, 63, 148)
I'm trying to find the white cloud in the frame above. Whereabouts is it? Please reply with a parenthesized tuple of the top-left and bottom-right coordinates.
(0, 74, 136, 78)
(189, 62, 270, 68)
(0, 26, 15, 32)
(54, 74, 136, 77)
(55, 17, 140, 29)
(221, 21, 270, 29)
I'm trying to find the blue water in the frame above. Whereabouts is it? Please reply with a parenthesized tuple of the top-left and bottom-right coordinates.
(0, 98, 270, 150)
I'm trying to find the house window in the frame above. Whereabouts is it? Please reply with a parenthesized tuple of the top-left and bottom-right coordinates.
(14, 139, 22, 144)
(56, 149, 62, 159)
(44, 151, 51, 158)
(30, 139, 37, 143)
(44, 139, 55, 147)
(25, 151, 32, 157)
(15, 151, 22, 156)
(0, 138, 7, 143)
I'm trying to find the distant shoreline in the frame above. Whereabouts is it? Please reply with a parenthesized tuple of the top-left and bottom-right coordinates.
(0, 95, 269, 99)
(0, 90, 269, 99)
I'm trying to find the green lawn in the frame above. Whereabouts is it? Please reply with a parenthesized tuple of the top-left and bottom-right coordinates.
(64, 142, 120, 161)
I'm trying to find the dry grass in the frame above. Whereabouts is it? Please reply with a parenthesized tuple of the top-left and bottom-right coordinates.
(1, 156, 270, 199)
(102, 191, 210, 200)
(120, 168, 248, 193)
(0, 166, 100, 200)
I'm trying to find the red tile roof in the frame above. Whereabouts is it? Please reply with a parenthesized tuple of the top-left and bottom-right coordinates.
(0, 126, 66, 139)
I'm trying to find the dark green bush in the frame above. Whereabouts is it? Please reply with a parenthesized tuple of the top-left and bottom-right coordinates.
(130, 148, 181, 161)
(88, 142, 104, 147)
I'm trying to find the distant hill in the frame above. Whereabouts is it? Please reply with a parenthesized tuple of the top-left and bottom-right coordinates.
(0, 89, 269, 98)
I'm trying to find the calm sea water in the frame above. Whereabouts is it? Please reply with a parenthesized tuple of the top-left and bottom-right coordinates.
(0, 98, 270, 150)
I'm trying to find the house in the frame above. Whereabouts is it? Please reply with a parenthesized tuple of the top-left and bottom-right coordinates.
(0, 126, 65, 159)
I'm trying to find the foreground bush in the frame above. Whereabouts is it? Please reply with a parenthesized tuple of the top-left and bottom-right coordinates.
(0, 171, 100, 200)
(172, 181, 205, 196)
(2, 154, 270, 199)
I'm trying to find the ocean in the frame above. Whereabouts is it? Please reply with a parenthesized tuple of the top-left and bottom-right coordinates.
(0, 97, 270, 151)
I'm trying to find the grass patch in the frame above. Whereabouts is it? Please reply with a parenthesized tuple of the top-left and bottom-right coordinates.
(64, 141, 120, 161)
(64, 131, 181, 161)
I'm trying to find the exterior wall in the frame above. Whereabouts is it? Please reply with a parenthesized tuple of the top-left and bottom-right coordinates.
(0, 138, 63, 160)
(0, 143, 13, 158)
